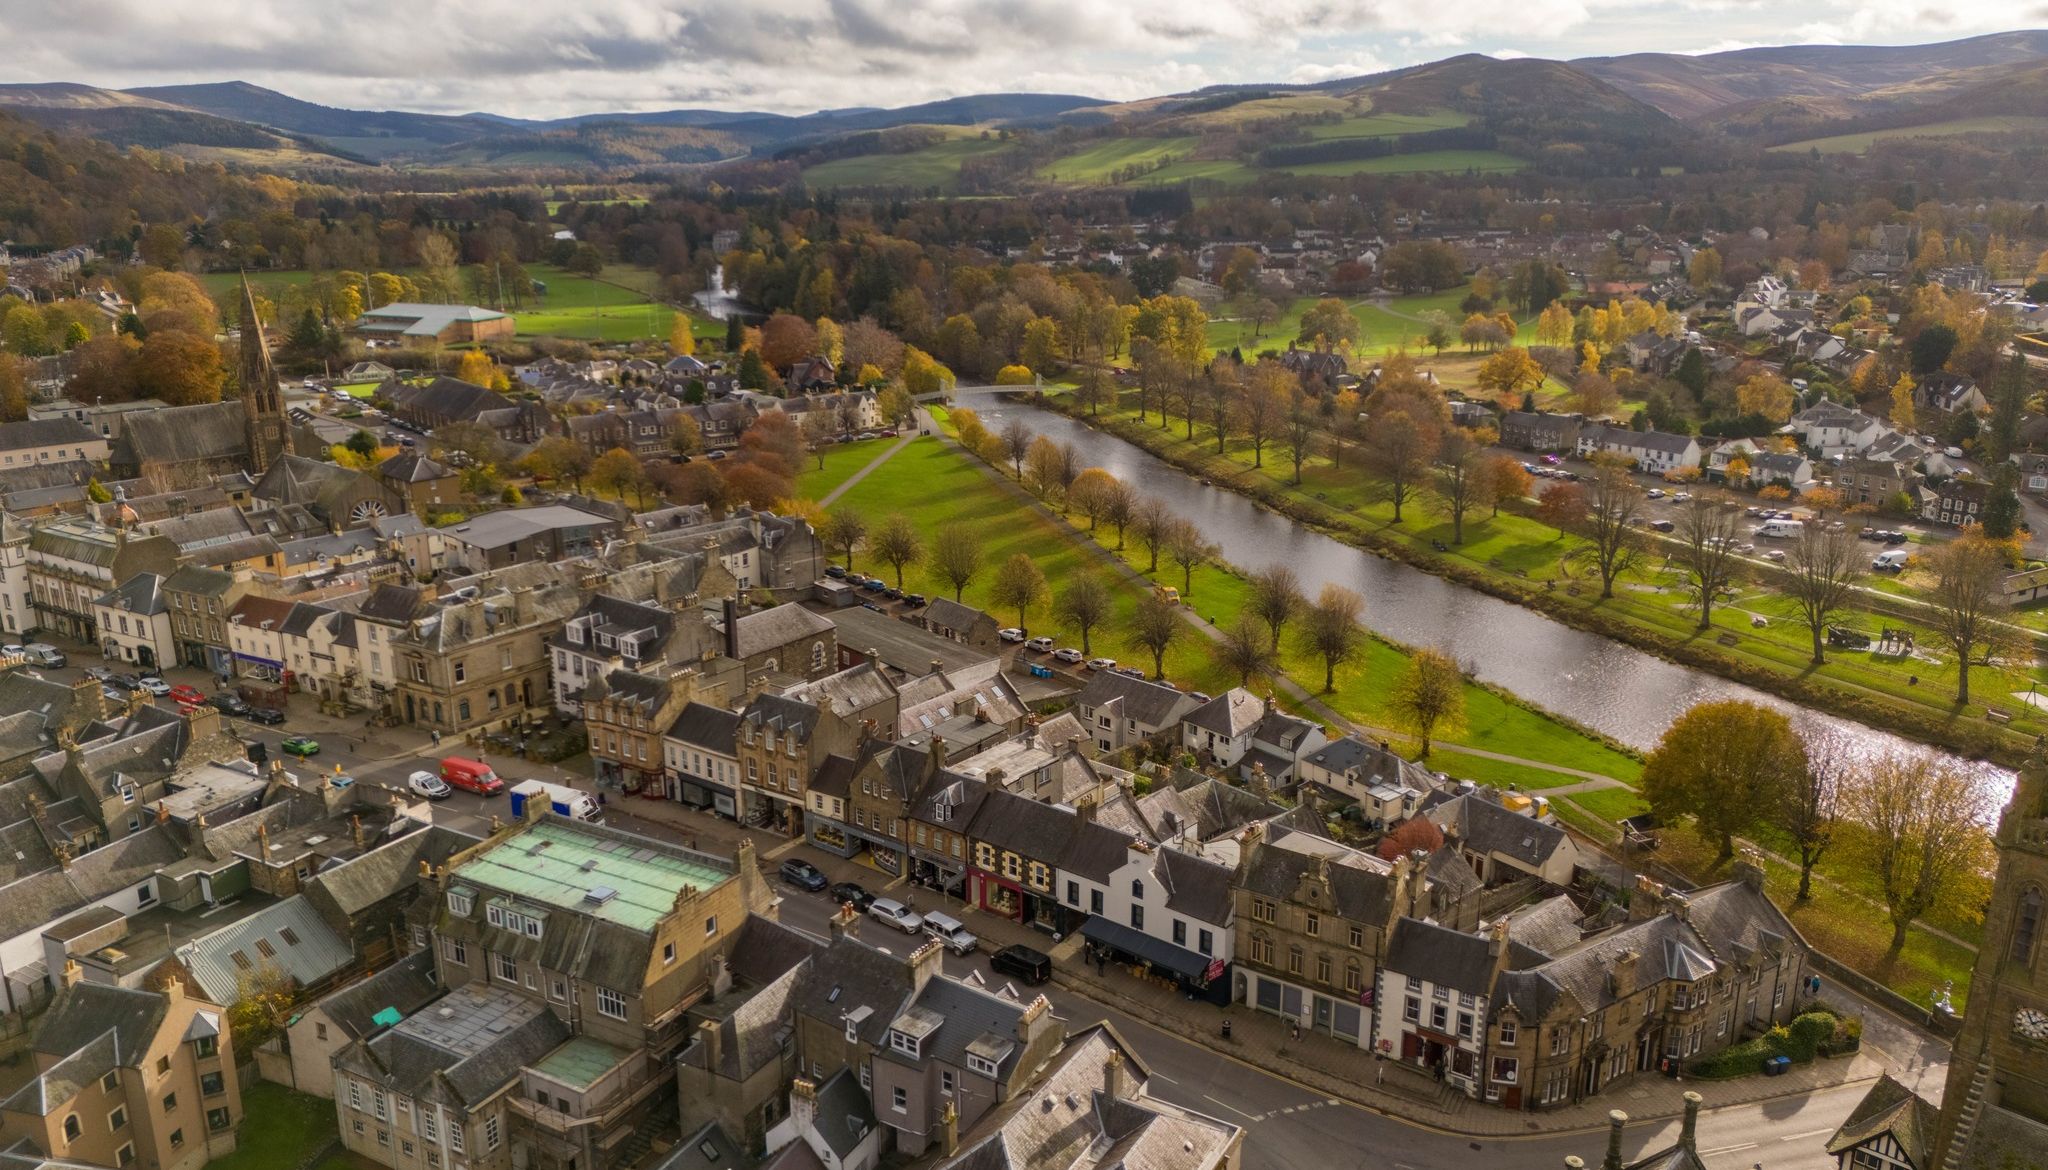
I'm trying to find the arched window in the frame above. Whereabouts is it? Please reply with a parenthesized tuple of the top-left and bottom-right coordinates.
(811, 641, 827, 671)
(2014, 884, 2044, 967)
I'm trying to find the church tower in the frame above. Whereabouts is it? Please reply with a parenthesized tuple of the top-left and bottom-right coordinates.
(1932, 739, 2048, 1167)
(237, 275, 291, 475)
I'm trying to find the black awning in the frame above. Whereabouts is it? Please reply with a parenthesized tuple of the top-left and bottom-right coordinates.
(1079, 916, 1214, 983)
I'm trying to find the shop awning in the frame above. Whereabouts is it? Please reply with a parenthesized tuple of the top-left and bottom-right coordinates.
(1079, 917, 1216, 983)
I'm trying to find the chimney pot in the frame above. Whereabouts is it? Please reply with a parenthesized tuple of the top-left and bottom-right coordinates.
(1680, 1091, 1702, 1153)
(1603, 1110, 1628, 1170)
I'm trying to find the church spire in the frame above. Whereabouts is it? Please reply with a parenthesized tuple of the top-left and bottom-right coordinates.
(237, 274, 290, 475)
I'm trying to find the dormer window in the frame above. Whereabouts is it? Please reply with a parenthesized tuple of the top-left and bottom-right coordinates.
(967, 1054, 998, 1078)
(567, 623, 585, 645)
(448, 890, 473, 916)
(620, 638, 637, 660)
(888, 1029, 922, 1058)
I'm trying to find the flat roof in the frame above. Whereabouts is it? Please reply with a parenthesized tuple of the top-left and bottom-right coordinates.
(397, 982, 546, 1056)
(530, 1035, 631, 1091)
(451, 821, 732, 933)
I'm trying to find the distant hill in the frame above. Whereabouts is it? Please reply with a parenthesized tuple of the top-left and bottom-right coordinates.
(125, 81, 498, 157)
(1576, 30, 2048, 121)
(0, 83, 367, 164)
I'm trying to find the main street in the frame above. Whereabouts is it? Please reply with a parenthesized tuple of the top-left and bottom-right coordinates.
(214, 716, 1866, 1170)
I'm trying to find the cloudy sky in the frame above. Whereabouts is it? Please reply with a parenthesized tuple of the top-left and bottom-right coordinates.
(4, 0, 2043, 118)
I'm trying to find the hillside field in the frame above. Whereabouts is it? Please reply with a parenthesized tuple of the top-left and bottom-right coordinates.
(801, 135, 1015, 190)
(1299, 110, 1472, 138)
(1034, 136, 1198, 182)
(1272, 149, 1525, 178)
(1770, 115, 2048, 153)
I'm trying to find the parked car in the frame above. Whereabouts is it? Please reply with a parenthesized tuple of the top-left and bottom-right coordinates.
(21, 644, 66, 668)
(868, 898, 924, 934)
(828, 881, 875, 910)
(110, 673, 143, 691)
(208, 694, 252, 717)
(280, 736, 320, 757)
(824, 565, 848, 579)
(1884, 531, 1910, 545)
(861, 577, 887, 592)
(243, 707, 286, 726)
(998, 628, 1027, 643)
(1114, 666, 1147, 678)
(135, 676, 171, 696)
(990, 944, 1052, 986)
(779, 859, 828, 892)
(168, 684, 206, 706)
(84, 666, 116, 683)
(407, 771, 453, 800)
(1645, 488, 1665, 499)
(1086, 657, 1116, 671)
(1764, 550, 1787, 563)
(1024, 636, 1055, 653)
(904, 594, 928, 608)
(922, 911, 980, 955)
(1052, 647, 1084, 664)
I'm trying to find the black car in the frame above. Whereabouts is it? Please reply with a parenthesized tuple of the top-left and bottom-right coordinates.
(882, 587, 904, 601)
(111, 673, 143, 691)
(990, 944, 1052, 986)
(824, 565, 848, 580)
(243, 707, 287, 726)
(1885, 531, 1910, 545)
(779, 859, 828, 892)
(828, 881, 875, 910)
(904, 594, 927, 608)
(208, 695, 252, 717)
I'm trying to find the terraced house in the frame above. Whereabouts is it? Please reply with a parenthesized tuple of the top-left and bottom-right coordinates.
(382, 564, 588, 735)
(348, 816, 776, 1170)
(25, 518, 179, 645)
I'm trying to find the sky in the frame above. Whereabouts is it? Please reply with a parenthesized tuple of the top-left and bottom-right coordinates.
(3, 0, 2044, 119)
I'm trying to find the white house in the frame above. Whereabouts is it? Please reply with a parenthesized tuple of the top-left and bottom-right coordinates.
(1370, 918, 1516, 1099)
(663, 702, 742, 815)
(1237, 709, 1328, 786)
(1073, 841, 1235, 1002)
(1575, 424, 1701, 475)
(91, 572, 175, 671)
(0, 513, 32, 639)
(1296, 736, 1435, 828)
(1180, 689, 1264, 768)
(1786, 405, 1889, 459)
(1744, 451, 1815, 491)
(1073, 672, 1200, 753)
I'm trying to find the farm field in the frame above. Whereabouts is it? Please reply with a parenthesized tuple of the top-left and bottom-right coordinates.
(1035, 137, 1198, 182)
(1771, 115, 2048, 154)
(1202, 283, 1536, 359)
(1272, 149, 1526, 178)
(1300, 110, 1472, 139)
(801, 135, 1016, 191)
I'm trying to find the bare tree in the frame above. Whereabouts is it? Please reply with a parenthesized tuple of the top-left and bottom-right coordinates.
(1131, 496, 1173, 572)
(1777, 721, 1848, 902)
(1783, 525, 1864, 663)
(1670, 492, 1744, 629)
(989, 553, 1049, 630)
(1298, 583, 1366, 691)
(1205, 362, 1239, 453)
(1361, 398, 1441, 523)
(930, 524, 983, 601)
(818, 509, 868, 571)
(1053, 574, 1113, 655)
(1924, 534, 2016, 705)
(999, 418, 1032, 478)
(1127, 593, 1184, 678)
(1429, 426, 1495, 544)
(1164, 518, 1217, 596)
(1023, 435, 1069, 506)
(1578, 456, 1644, 598)
(1099, 477, 1137, 548)
(1844, 750, 1996, 957)
(1217, 614, 1280, 686)
(870, 513, 924, 588)
(1281, 385, 1319, 485)
(1248, 563, 1305, 649)
(1172, 361, 1204, 440)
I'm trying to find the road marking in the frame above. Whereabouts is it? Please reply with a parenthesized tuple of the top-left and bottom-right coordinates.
(1701, 1143, 1758, 1156)
(1149, 1074, 1176, 1086)
(1201, 1094, 1263, 1123)
(1779, 1128, 1837, 1142)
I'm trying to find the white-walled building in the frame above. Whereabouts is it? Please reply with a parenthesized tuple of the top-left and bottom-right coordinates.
(92, 572, 175, 671)
(1371, 917, 1520, 1100)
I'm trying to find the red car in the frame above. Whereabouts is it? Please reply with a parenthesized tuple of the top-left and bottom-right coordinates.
(167, 684, 206, 706)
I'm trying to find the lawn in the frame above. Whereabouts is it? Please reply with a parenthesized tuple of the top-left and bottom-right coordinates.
(1300, 110, 1472, 139)
(1205, 283, 1535, 359)
(802, 136, 1018, 191)
(1036, 137, 1201, 183)
(203, 1082, 337, 1170)
(1770, 115, 2048, 155)
(335, 382, 381, 398)
(1271, 149, 1527, 178)
(797, 438, 898, 503)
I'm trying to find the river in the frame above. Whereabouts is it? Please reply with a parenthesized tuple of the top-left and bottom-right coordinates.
(963, 391, 2011, 791)
(691, 265, 759, 323)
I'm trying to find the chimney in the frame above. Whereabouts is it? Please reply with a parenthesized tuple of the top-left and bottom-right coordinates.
(941, 1099, 959, 1158)
(1389, 854, 1414, 926)
(258, 823, 270, 856)
(722, 597, 740, 660)
(1016, 994, 1054, 1044)
(1408, 849, 1431, 918)
(829, 901, 861, 941)
(1610, 950, 1640, 1000)
(512, 586, 535, 625)
(1248, 760, 1270, 799)
(54, 844, 71, 872)
(736, 836, 755, 874)
(929, 659, 943, 677)
(1104, 1046, 1127, 1099)
(1489, 917, 1509, 960)
(908, 939, 945, 994)
(350, 816, 366, 851)
(1679, 1091, 1702, 1154)
(696, 1017, 722, 1074)
(60, 959, 82, 990)
(1733, 846, 1765, 892)
(1630, 875, 1665, 922)
(164, 974, 183, 1003)
(930, 736, 947, 769)
(1603, 1110, 1628, 1170)
(789, 1077, 818, 1136)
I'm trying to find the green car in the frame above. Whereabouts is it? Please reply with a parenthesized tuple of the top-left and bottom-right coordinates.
(280, 736, 320, 758)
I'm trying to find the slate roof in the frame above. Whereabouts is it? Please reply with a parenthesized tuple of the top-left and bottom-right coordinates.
(377, 451, 454, 483)
(1503, 894, 1584, 954)
(173, 894, 354, 1003)
(118, 400, 247, 467)
(1183, 689, 1264, 738)
(921, 598, 990, 634)
(1236, 837, 1395, 922)
(301, 827, 446, 919)
(1494, 912, 1717, 1023)
(1072, 672, 1197, 728)
(1384, 918, 1502, 996)
(811, 1067, 878, 1160)
(382, 376, 511, 422)
(666, 703, 741, 754)
(791, 935, 911, 1048)
(309, 949, 441, 1043)
(93, 571, 168, 617)
(1056, 822, 1134, 884)
(877, 976, 1028, 1078)
(968, 790, 1079, 862)
(1425, 790, 1572, 869)
(1826, 1074, 1933, 1163)
(0, 418, 98, 450)
(729, 603, 834, 659)
(28, 982, 170, 1067)
(1155, 847, 1235, 926)
(739, 694, 822, 743)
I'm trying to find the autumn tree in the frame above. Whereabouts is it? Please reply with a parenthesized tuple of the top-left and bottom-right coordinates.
(1298, 583, 1365, 691)
(1248, 563, 1304, 649)
(1430, 427, 1495, 544)
(1777, 723, 1847, 902)
(1844, 751, 1996, 957)
(870, 513, 924, 587)
(1234, 362, 1291, 467)
(1362, 395, 1442, 523)
(1131, 496, 1173, 572)
(1671, 492, 1744, 628)
(1535, 480, 1587, 533)
(1484, 455, 1532, 516)
(758, 312, 818, 373)
(1924, 533, 2016, 705)
(1375, 816, 1445, 860)
(1687, 247, 1723, 289)
(1641, 700, 1806, 861)
(1217, 614, 1280, 686)
(132, 332, 224, 406)
(1579, 458, 1645, 597)
(1068, 467, 1120, 531)
(1053, 574, 1113, 655)
(1783, 526, 1864, 663)
(1023, 435, 1078, 507)
(999, 418, 1033, 477)
(1296, 298, 1359, 352)
(931, 524, 983, 601)
(668, 314, 697, 356)
(455, 349, 508, 391)
(1569, 371, 1619, 418)
(818, 509, 869, 572)
(1127, 593, 1184, 678)
(876, 383, 915, 427)
(989, 553, 1048, 630)
(1736, 373, 1796, 423)
(1097, 476, 1137, 548)
(1390, 649, 1465, 756)
(590, 447, 648, 507)
(1475, 346, 1546, 406)
(1163, 518, 1216, 595)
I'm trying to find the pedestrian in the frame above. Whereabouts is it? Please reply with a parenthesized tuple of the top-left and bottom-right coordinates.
(1376, 1059, 1385, 1086)
(430, 729, 441, 747)
(597, 791, 607, 807)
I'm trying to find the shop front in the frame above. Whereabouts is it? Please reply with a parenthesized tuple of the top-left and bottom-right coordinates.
(843, 822, 904, 877)
(1079, 918, 1230, 1005)
(1242, 971, 1369, 1048)
(968, 868, 1062, 930)
(233, 651, 284, 683)
(673, 771, 737, 817)
(805, 810, 859, 858)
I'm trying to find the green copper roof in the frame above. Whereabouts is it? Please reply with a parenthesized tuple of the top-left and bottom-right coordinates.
(451, 821, 730, 933)
(530, 1036, 631, 1092)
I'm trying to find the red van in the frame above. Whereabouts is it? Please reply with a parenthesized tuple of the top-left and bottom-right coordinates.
(439, 757, 505, 795)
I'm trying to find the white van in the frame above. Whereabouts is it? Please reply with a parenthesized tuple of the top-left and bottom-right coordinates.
(1755, 519, 1804, 540)
(1873, 549, 1910, 572)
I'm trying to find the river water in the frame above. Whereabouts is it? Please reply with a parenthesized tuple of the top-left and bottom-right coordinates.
(965, 392, 2011, 791)
(691, 265, 759, 323)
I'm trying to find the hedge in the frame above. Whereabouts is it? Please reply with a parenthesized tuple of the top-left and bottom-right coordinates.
(1687, 1010, 1849, 1079)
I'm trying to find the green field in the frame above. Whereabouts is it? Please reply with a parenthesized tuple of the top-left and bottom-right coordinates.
(1204, 283, 1535, 358)
(1300, 111, 1472, 139)
(336, 381, 381, 398)
(1273, 149, 1526, 178)
(1036, 137, 1199, 183)
(545, 197, 650, 215)
(802, 137, 1018, 191)
(1771, 115, 2048, 154)
(203, 1082, 336, 1170)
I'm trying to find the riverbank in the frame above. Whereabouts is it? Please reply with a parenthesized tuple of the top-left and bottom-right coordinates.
(1033, 390, 2041, 769)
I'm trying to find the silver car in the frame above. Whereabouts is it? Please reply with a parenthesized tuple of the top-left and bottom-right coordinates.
(868, 898, 925, 934)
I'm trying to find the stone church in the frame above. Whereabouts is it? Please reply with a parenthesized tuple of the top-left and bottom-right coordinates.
(112, 275, 292, 489)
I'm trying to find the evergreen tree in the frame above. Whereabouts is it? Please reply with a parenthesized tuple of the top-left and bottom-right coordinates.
(724, 315, 744, 352)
